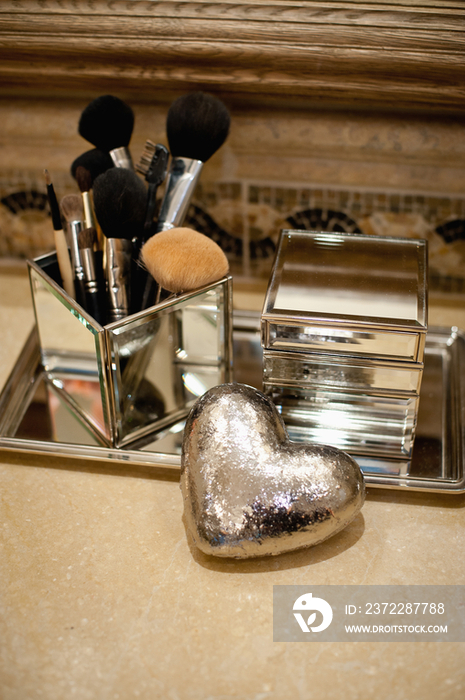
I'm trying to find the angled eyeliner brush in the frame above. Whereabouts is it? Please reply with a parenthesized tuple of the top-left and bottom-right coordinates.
(43, 169, 75, 299)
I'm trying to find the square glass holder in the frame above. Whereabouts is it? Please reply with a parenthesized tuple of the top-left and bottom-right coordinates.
(28, 252, 233, 448)
(261, 230, 428, 460)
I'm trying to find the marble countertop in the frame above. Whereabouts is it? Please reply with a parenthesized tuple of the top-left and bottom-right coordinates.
(1, 271, 464, 700)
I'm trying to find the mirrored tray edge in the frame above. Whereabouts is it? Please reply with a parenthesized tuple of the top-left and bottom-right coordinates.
(0, 318, 463, 494)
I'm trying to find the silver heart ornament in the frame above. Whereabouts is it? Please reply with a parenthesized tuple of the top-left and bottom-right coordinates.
(180, 383, 365, 559)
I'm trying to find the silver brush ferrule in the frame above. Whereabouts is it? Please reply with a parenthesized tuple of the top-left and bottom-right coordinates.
(105, 238, 132, 322)
(110, 147, 134, 171)
(67, 220, 84, 275)
(81, 192, 95, 230)
(156, 157, 203, 232)
(80, 246, 98, 294)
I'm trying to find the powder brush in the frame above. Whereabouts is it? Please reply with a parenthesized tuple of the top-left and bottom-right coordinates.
(71, 148, 114, 183)
(157, 92, 230, 232)
(43, 169, 75, 299)
(93, 168, 147, 321)
(141, 227, 229, 301)
(78, 95, 135, 170)
(71, 148, 113, 247)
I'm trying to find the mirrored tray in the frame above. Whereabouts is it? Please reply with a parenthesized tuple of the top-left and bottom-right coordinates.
(0, 312, 463, 493)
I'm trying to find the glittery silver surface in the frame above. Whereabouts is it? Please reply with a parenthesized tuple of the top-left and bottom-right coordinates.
(180, 383, 365, 559)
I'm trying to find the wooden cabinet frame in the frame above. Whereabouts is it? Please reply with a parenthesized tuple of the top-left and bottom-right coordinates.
(0, 1, 464, 111)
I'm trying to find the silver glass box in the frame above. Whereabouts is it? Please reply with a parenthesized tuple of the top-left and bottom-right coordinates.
(261, 230, 428, 459)
(28, 252, 233, 448)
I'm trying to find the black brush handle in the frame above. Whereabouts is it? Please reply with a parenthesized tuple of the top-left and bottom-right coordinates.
(140, 274, 159, 311)
(79, 249, 106, 325)
(133, 185, 160, 312)
(144, 183, 159, 238)
(84, 287, 106, 326)
(74, 276, 88, 312)
(133, 143, 169, 312)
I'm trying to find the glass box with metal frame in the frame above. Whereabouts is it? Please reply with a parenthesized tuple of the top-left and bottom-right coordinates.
(28, 252, 233, 449)
(261, 230, 428, 460)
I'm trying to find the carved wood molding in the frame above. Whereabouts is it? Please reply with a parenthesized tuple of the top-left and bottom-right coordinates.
(1, 1, 464, 111)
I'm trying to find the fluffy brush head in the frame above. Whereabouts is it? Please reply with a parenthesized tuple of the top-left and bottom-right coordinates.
(60, 194, 84, 223)
(92, 167, 147, 240)
(78, 95, 135, 152)
(78, 226, 98, 250)
(141, 227, 229, 293)
(75, 166, 93, 194)
(166, 92, 230, 162)
(71, 148, 114, 184)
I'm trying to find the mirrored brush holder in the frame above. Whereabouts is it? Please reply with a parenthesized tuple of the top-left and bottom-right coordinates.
(261, 230, 428, 462)
(28, 252, 233, 448)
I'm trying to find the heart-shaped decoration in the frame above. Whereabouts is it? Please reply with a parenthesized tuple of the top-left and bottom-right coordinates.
(181, 383, 365, 559)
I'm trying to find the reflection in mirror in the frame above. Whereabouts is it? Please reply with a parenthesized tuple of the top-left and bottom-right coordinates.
(271, 231, 427, 325)
(108, 284, 231, 445)
(7, 324, 457, 483)
(29, 261, 110, 441)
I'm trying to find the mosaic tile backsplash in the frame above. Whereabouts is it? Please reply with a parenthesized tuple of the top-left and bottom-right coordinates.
(1, 171, 465, 295)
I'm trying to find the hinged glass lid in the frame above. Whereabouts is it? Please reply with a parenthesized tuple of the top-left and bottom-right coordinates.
(263, 231, 428, 330)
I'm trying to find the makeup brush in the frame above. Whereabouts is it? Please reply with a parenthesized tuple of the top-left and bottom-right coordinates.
(141, 227, 229, 299)
(71, 149, 113, 248)
(78, 227, 105, 325)
(71, 148, 114, 183)
(60, 194, 86, 308)
(134, 141, 170, 310)
(43, 169, 75, 299)
(92, 168, 147, 321)
(74, 166, 95, 230)
(136, 141, 169, 239)
(156, 92, 230, 232)
(78, 95, 135, 170)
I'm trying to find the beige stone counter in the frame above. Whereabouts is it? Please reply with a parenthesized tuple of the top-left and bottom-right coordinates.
(0, 271, 465, 700)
